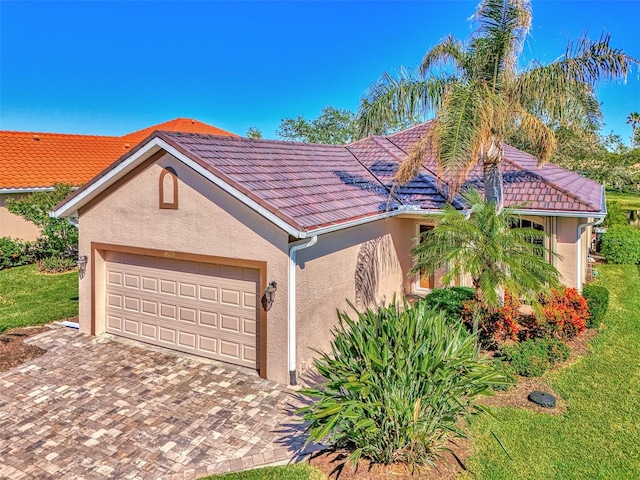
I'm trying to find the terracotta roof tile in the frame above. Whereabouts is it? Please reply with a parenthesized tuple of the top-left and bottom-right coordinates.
(0, 118, 236, 189)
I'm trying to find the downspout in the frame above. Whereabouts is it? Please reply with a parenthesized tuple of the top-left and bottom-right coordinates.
(288, 235, 318, 385)
(576, 217, 604, 292)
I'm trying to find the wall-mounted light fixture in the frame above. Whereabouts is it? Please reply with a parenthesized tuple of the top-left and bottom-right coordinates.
(262, 281, 278, 311)
(77, 255, 88, 279)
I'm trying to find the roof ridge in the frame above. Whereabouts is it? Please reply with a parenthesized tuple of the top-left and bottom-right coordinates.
(502, 156, 599, 210)
(163, 130, 348, 148)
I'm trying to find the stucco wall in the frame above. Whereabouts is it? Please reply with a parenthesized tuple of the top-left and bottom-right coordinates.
(0, 194, 40, 241)
(555, 216, 581, 289)
(295, 217, 418, 375)
(77, 153, 291, 383)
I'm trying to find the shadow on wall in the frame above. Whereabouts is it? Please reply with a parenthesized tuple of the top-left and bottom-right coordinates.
(354, 235, 403, 311)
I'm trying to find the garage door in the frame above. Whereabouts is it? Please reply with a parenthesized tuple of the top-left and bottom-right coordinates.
(105, 252, 260, 369)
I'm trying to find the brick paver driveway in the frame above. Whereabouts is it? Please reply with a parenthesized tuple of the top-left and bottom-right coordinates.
(0, 327, 314, 479)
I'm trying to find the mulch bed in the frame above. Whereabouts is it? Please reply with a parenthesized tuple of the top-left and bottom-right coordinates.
(0, 326, 49, 372)
(308, 438, 470, 480)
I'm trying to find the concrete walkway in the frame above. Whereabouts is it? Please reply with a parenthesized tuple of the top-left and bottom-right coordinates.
(0, 327, 316, 479)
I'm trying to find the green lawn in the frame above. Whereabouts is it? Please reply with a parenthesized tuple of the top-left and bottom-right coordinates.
(461, 264, 640, 479)
(0, 264, 79, 333)
(605, 189, 640, 210)
(202, 463, 325, 480)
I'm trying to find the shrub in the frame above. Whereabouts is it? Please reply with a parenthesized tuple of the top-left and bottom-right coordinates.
(601, 225, 640, 264)
(298, 299, 503, 467)
(37, 256, 76, 274)
(6, 184, 78, 259)
(461, 292, 523, 346)
(538, 288, 589, 340)
(490, 359, 518, 391)
(501, 339, 550, 377)
(501, 338, 570, 377)
(0, 237, 35, 270)
(547, 338, 571, 364)
(582, 284, 610, 328)
(418, 286, 474, 324)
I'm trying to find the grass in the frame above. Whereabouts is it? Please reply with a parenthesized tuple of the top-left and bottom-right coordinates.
(201, 463, 325, 480)
(0, 264, 79, 333)
(461, 264, 640, 479)
(605, 189, 640, 210)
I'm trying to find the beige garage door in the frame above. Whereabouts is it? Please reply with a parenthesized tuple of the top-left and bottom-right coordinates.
(105, 252, 260, 369)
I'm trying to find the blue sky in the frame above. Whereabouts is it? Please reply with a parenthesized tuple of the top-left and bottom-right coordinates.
(1, 1, 639, 143)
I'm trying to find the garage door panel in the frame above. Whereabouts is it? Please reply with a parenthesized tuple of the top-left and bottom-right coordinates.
(105, 252, 260, 369)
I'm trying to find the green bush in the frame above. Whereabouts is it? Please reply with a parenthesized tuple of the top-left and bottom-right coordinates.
(601, 225, 640, 264)
(501, 339, 550, 377)
(37, 256, 76, 274)
(298, 299, 504, 467)
(603, 201, 629, 227)
(547, 338, 571, 364)
(418, 286, 475, 324)
(582, 284, 610, 328)
(501, 337, 571, 377)
(6, 184, 77, 259)
(0, 237, 35, 270)
(490, 359, 518, 391)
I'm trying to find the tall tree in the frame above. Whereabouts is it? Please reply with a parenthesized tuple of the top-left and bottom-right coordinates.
(246, 127, 263, 139)
(277, 106, 356, 144)
(359, 0, 635, 211)
(627, 112, 640, 148)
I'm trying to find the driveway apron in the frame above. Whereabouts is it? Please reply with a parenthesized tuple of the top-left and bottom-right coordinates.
(0, 327, 314, 479)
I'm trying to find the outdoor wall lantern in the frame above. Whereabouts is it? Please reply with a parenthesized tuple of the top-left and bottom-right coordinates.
(77, 255, 88, 279)
(262, 281, 278, 311)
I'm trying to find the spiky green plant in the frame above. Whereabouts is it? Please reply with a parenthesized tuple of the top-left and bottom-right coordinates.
(358, 0, 636, 210)
(298, 298, 504, 467)
(412, 190, 561, 311)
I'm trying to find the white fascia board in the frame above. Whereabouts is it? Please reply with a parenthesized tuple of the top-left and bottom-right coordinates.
(304, 207, 447, 237)
(0, 187, 55, 194)
(512, 209, 606, 219)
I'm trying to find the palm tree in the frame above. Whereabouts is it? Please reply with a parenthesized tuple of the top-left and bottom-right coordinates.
(412, 190, 560, 313)
(627, 112, 640, 148)
(358, 0, 635, 211)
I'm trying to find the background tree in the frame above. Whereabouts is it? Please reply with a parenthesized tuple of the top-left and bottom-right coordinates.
(627, 112, 640, 148)
(412, 189, 560, 319)
(246, 127, 263, 139)
(358, 0, 635, 211)
(277, 105, 357, 144)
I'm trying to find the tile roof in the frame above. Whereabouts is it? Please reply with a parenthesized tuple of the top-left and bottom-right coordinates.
(385, 123, 604, 213)
(154, 123, 603, 231)
(54, 121, 605, 234)
(0, 118, 237, 189)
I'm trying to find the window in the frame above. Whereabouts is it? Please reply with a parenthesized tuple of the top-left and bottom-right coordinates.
(416, 224, 435, 290)
(510, 218, 545, 254)
(159, 167, 178, 209)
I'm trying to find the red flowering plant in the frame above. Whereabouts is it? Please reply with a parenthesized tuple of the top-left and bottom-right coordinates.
(461, 292, 523, 347)
(536, 287, 589, 340)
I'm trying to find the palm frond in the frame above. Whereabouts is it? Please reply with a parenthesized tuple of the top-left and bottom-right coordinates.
(420, 35, 469, 76)
(472, 0, 532, 79)
(357, 70, 450, 138)
(511, 107, 557, 162)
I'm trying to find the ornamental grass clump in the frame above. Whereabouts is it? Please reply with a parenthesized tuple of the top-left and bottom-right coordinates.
(298, 299, 504, 468)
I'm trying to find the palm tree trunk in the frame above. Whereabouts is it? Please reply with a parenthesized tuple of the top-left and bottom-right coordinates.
(482, 137, 504, 212)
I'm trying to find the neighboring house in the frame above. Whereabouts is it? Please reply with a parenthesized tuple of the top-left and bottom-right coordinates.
(52, 122, 605, 385)
(0, 119, 237, 240)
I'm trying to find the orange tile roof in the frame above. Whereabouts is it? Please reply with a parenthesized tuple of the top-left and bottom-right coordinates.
(0, 118, 237, 189)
